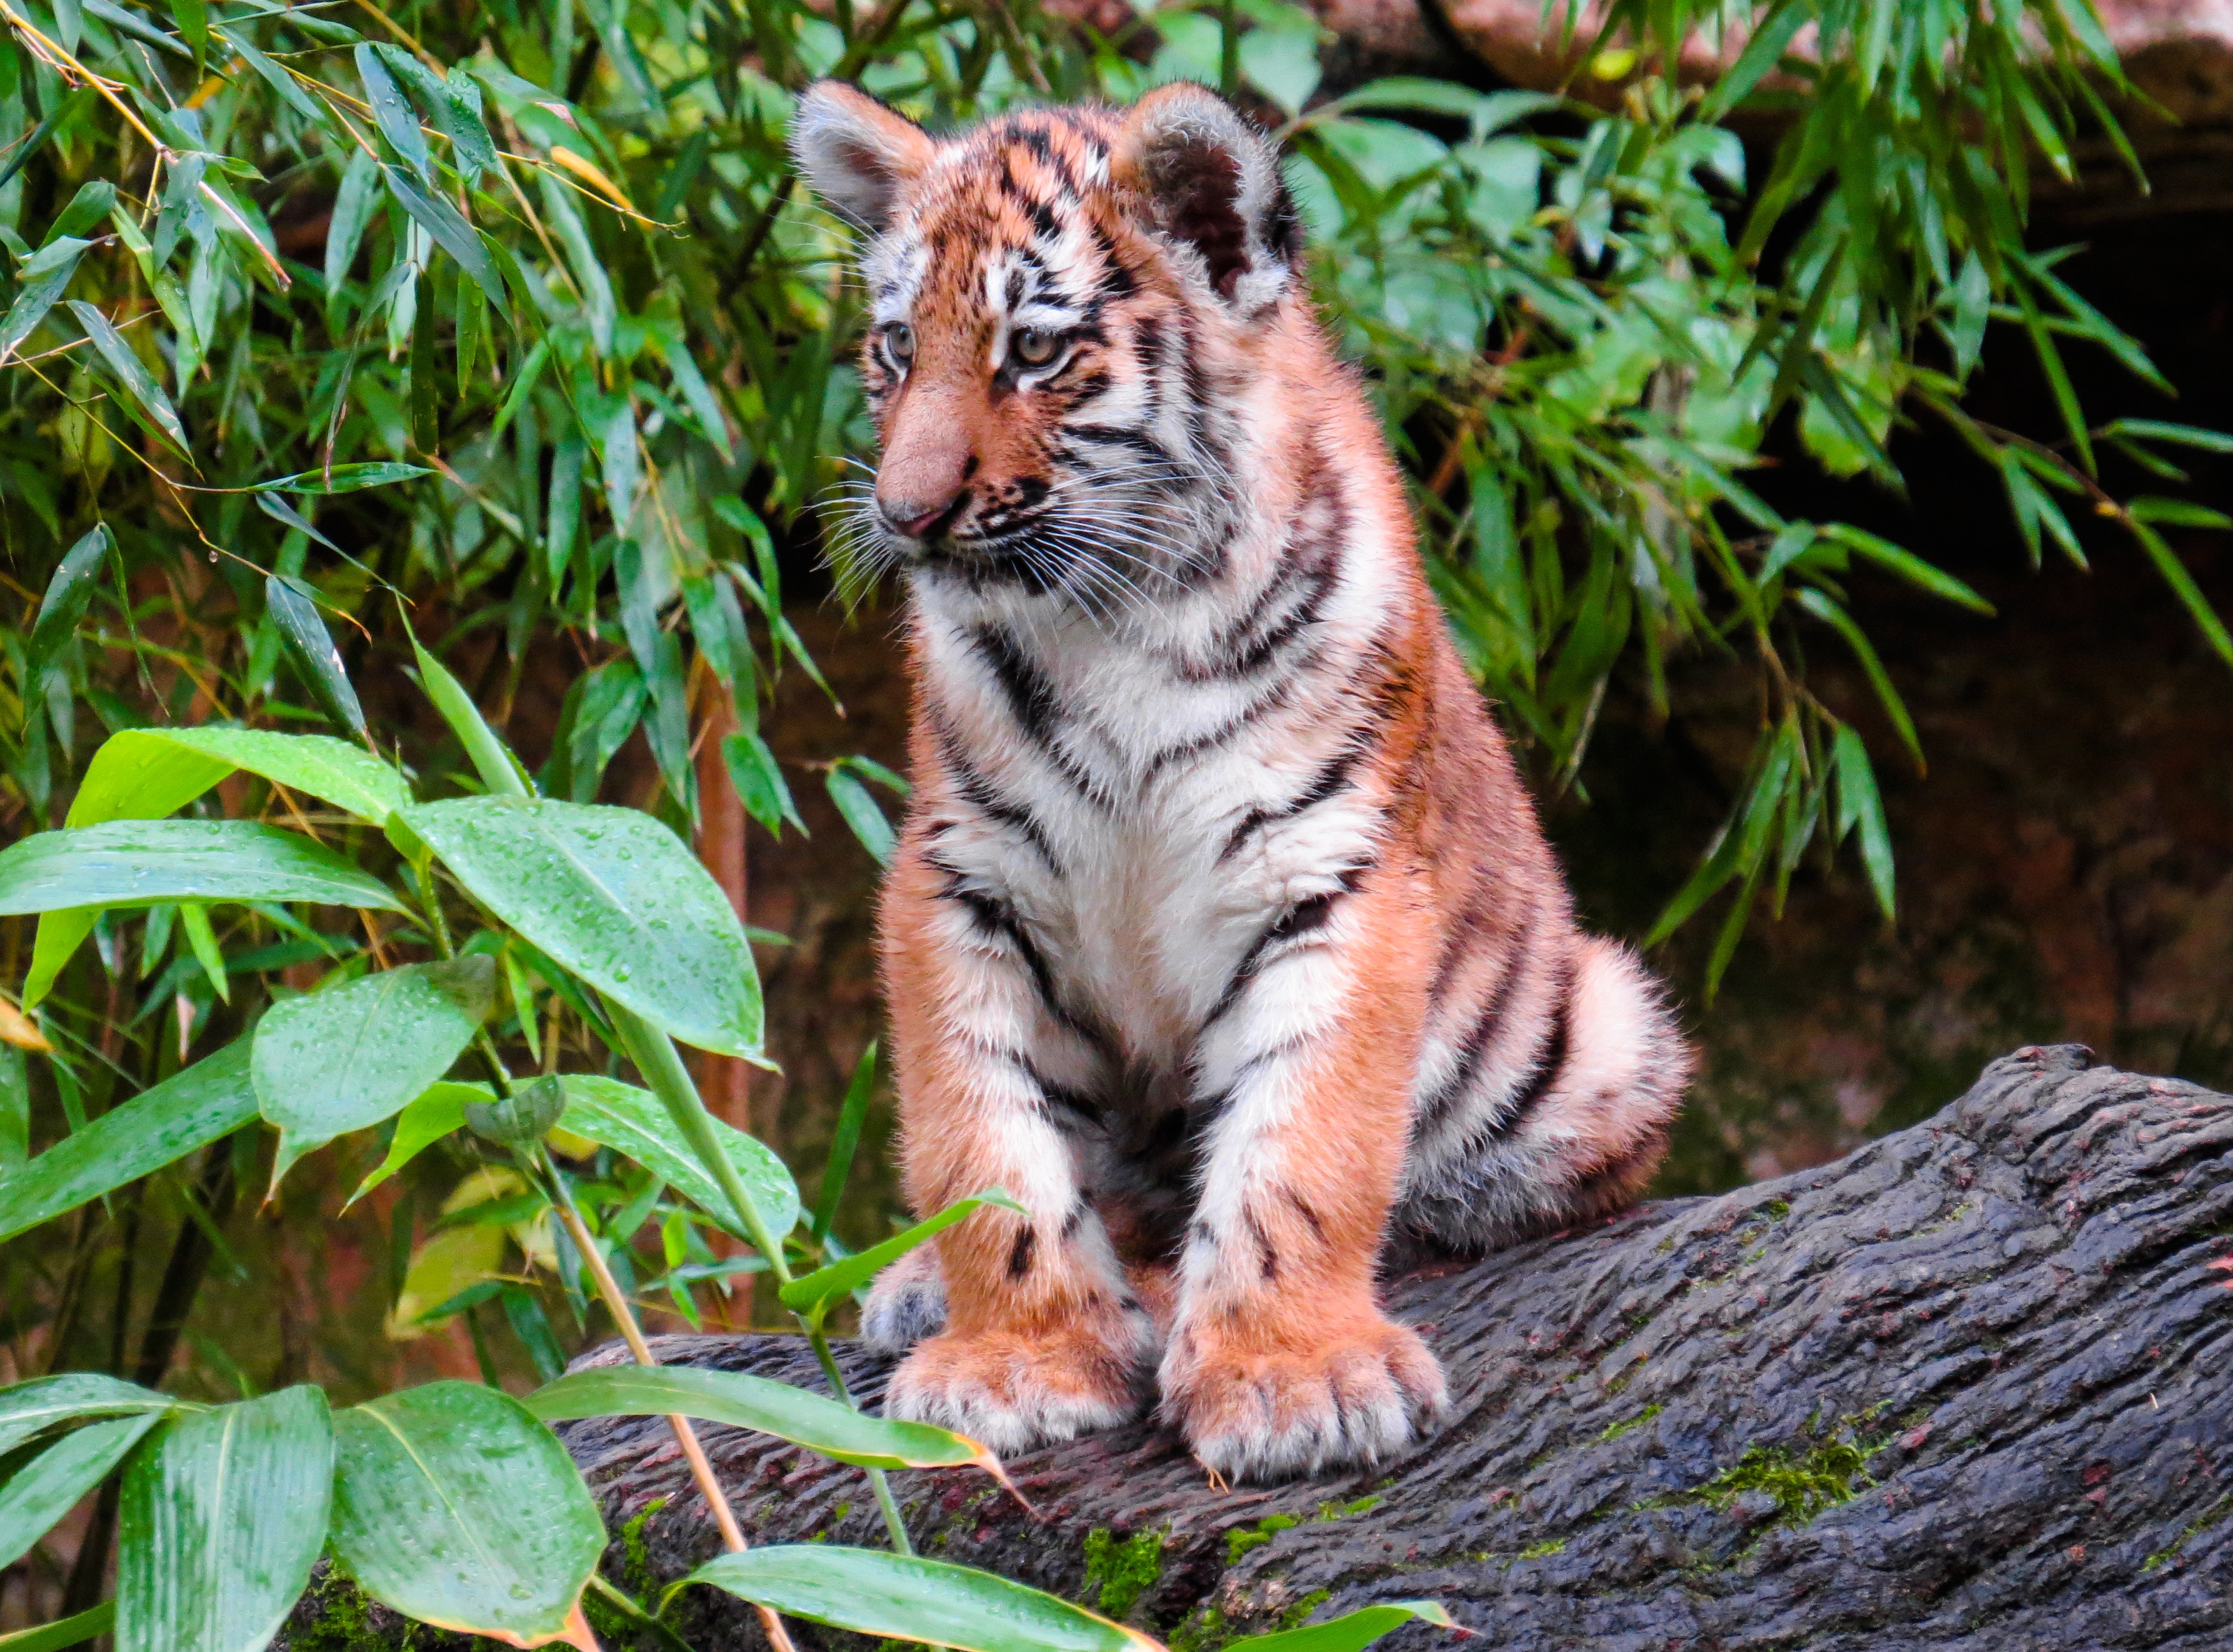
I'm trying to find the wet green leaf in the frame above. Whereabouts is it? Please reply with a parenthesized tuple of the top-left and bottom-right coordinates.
(400, 797, 762, 1059)
(556, 1073, 798, 1243)
(0, 1376, 179, 1458)
(526, 1363, 1003, 1475)
(0, 1413, 163, 1569)
(344, 1080, 477, 1208)
(0, 1042, 257, 1242)
(66, 301, 189, 456)
(0, 819, 404, 917)
(264, 576, 367, 736)
(330, 1381, 604, 1644)
(0, 238, 89, 361)
(254, 958, 498, 1182)
(682, 1547, 1157, 1652)
(1225, 1601, 1459, 1651)
(75, 726, 413, 826)
(115, 1387, 332, 1652)
(780, 1189, 1023, 1318)
(26, 523, 110, 678)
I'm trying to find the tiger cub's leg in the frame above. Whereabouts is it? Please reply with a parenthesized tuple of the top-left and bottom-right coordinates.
(1160, 875, 1450, 1482)
(876, 851, 1157, 1454)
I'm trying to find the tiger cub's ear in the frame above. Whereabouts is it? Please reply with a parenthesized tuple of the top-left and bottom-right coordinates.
(791, 81, 937, 234)
(1114, 83, 1302, 318)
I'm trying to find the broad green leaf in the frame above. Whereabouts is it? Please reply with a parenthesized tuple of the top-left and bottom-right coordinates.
(683, 1547, 1157, 1652)
(779, 1190, 1024, 1318)
(249, 463, 432, 495)
(0, 1413, 163, 1569)
(411, 637, 529, 797)
(556, 1074, 798, 1243)
(0, 238, 89, 361)
(0, 1374, 179, 1457)
(525, 1364, 1005, 1475)
(27, 719, 237, 1006)
(0, 1602, 113, 1652)
(399, 797, 762, 1059)
(1225, 1601, 1458, 1652)
(115, 1387, 332, 1652)
(26, 523, 110, 677)
(265, 576, 367, 737)
(254, 958, 497, 1183)
(65, 302, 188, 456)
(0, 820, 404, 917)
(0, 1042, 257, 1242)
(345, 1080, 477, 1209)
(330, 1382, 604, 1646)
(77, 727, 413, 826)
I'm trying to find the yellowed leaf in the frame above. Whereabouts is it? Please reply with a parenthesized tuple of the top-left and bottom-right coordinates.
(0, 999, 51, 1052)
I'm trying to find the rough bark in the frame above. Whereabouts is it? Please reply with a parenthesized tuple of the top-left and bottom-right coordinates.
(282, 1043, 2233, 1650)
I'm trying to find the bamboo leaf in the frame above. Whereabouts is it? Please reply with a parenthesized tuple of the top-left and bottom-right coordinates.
(0, 1413, 163, 1569)
(682, 1546, 1157, 1652)
(1225, 1601, 1460, 1652)
(399, 797, 764, 1060)
(64, 302, 188, 455)
(253, 958, 498, 1186)
(780, 1189, 1024, 1317)
(526, 1363, 1006, 1475)
(0, 238, 88, 362)
(0, 820, 405, 918)
(265, 575, 367, 736)
(330, 1382, 604, 1647)
(115, 1387, 334, 1652)
(0, 1042, 258, 1243)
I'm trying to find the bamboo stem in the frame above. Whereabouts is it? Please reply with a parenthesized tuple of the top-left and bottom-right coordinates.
(547, 1170, 798, 1652)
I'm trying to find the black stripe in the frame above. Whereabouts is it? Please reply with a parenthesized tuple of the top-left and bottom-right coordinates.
(1417, 921, 1541, 1129)
(936, 866, 1113, 1060)
(966, 625, 1116, 808)
(1008, 1226, 1037, 1278)
(1061, 422, 1173, 464)
(1219, 736, 1372, 864)
(1482, 967, 1574, 1142)
(1284, 1190, 1327, 1245)
(1198, 868, 1368, 1032)
(928, 707, 1060, 872)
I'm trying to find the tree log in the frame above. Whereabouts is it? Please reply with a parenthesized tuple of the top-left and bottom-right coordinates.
(281, 1044, 2233, 1650)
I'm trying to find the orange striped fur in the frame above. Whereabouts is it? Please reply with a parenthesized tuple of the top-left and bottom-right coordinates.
(794, 80, 1691, 1481)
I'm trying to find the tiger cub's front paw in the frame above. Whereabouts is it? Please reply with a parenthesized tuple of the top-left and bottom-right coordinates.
(1159, 1313, 1449, 1484)
(884, 1312, 1157, 1456)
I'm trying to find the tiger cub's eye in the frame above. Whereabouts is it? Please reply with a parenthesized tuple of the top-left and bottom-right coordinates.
(883, 323, 915, 368)
(1012, 328, 1061, 368)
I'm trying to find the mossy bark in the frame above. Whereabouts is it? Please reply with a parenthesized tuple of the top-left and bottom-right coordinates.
(280, 1043, 2233, 1651)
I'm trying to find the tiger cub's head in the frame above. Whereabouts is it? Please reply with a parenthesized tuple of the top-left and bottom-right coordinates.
(792, 81, 1304, 605)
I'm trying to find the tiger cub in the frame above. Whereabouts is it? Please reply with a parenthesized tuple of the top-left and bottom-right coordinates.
(792, 80, 1691, 1482)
